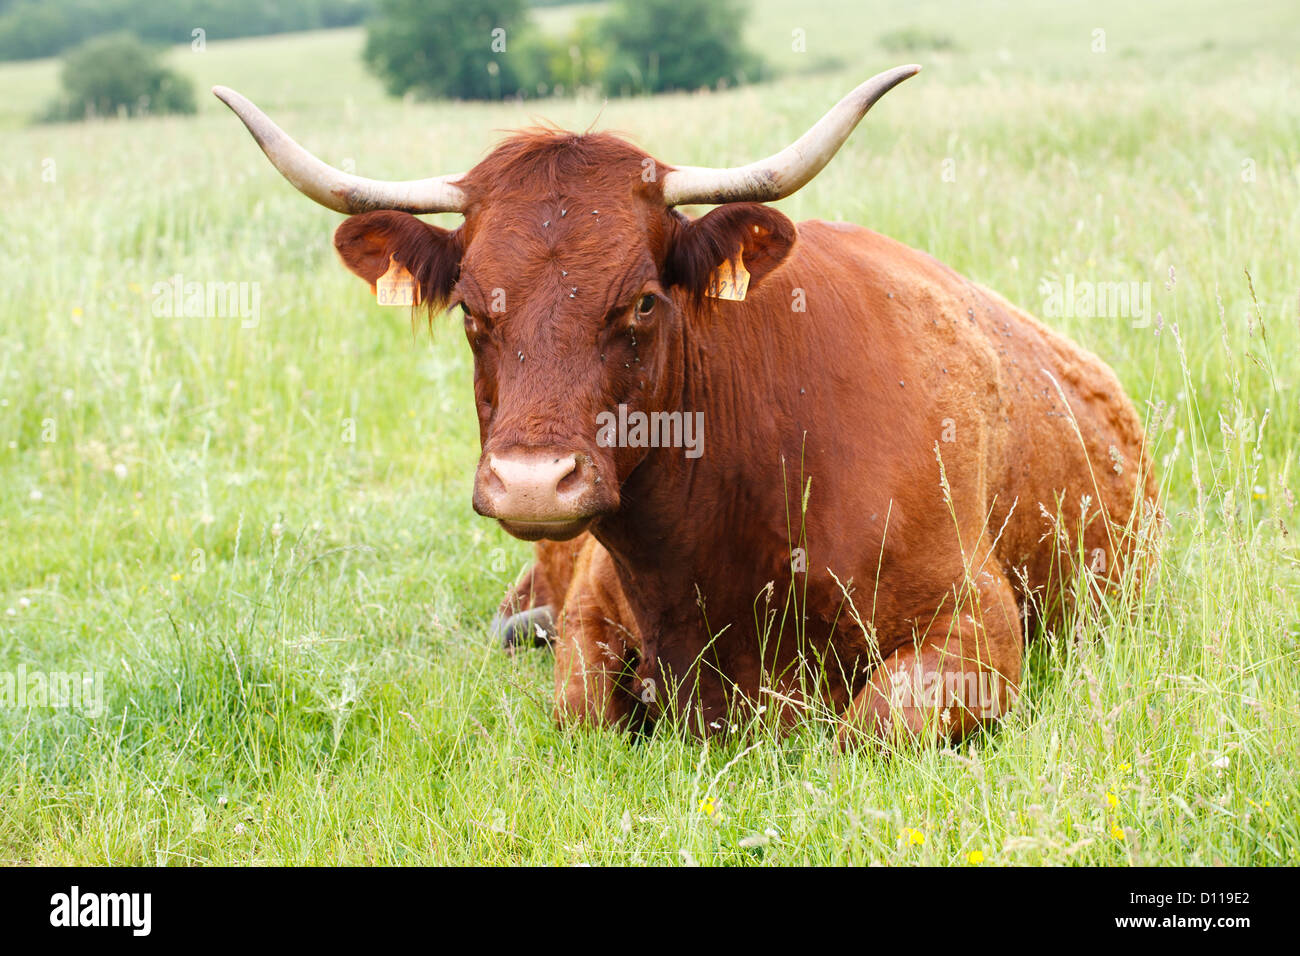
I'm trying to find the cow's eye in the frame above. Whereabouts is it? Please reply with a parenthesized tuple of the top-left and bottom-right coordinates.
(636, 294, 656, 317)
(461, 305, 483, 334)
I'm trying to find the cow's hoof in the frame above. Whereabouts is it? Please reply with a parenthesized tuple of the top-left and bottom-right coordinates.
(490, 605, 556, 650)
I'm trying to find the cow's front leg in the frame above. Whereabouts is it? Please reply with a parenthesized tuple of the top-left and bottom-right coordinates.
(553, 608, 641, 729)
(839, 564, 1023, 748)
(491, 536, 592, 650)
(551, 543, 643, 730)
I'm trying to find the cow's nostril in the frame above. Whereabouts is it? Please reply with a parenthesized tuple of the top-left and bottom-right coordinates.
(486, 450, 579, 504)
(483, 461, 507, 495)
(556, 459, 587, 497)
(475, 446, 616, 533)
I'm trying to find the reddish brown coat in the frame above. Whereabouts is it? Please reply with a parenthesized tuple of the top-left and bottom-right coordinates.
(332, 131, 1158, 745)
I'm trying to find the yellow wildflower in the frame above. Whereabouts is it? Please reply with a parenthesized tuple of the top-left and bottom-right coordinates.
(967, 850, 984, 864)
(698, 797, 715, 817)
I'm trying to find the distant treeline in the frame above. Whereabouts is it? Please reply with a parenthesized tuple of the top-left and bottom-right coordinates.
(0, 0, 375, 60)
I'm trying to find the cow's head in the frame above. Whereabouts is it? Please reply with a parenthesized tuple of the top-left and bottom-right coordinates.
(215, 66, 917, 541)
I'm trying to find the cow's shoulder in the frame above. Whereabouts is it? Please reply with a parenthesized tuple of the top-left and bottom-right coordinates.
(793, 219, 971, 291)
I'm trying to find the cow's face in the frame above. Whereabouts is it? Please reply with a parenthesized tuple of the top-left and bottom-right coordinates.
(333, 134, 795, 541)
(215, 68, 917, 539)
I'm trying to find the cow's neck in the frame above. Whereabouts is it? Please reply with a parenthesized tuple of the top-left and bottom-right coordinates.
(595, 297, 806, 632)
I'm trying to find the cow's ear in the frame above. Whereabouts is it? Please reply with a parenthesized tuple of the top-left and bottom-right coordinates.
(334, 210, 462, 309)
(665, 203, 796, 301)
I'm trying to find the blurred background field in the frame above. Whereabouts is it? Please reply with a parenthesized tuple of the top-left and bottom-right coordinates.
(0, 0, 1297, 864)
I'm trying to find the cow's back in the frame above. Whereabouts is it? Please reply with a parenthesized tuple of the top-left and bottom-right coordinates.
(781, 221, 1158, 627)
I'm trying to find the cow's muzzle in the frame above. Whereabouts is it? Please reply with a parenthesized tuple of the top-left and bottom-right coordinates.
(472, 446, 616, 541)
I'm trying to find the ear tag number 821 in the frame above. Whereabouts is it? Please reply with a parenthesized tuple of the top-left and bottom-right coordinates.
(376, 256, 420, 307)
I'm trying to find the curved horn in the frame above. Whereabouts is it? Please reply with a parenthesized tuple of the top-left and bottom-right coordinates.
(660, 64, 920, 207)
(212, 85, 467, 214)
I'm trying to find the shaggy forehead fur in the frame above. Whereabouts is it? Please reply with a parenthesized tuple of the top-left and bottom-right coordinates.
(454, 130, 675, 317)
(459, 129, 667, 204)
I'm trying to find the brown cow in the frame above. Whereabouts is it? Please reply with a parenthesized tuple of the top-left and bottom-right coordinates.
(216, 66, 1159, 746)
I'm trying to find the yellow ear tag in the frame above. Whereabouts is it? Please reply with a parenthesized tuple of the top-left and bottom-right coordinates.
(705, 250, 750, 301)
(375, 256, 419, 307)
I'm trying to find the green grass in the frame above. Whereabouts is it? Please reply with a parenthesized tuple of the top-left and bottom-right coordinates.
(1, 0, 1297, 865)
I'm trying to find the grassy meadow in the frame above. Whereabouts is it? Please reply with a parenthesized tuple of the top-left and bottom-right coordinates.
(1, 0, 1298, 865)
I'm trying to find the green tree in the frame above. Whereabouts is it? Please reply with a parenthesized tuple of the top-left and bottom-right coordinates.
(0, 1, 375, 62)
(45, 31, 195, 120)
(600, 0, 766, 96)
(362, 0, 544, 100)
